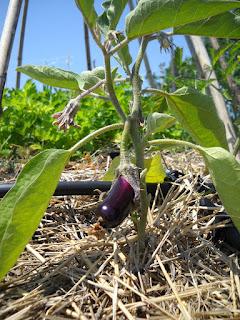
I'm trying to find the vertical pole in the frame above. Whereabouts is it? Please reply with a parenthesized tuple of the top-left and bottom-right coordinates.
(0, 0, 23, 114)
(16, 0, 29, 89)
(84, 22, 92, 70)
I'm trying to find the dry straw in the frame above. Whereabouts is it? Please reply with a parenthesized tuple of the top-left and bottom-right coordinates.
(1, 150, 240, 319)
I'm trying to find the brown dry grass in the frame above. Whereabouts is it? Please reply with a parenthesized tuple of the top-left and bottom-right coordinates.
(0, 150, 240, 320)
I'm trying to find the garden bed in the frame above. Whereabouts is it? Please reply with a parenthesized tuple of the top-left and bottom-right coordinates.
(0, 151, 240, 320)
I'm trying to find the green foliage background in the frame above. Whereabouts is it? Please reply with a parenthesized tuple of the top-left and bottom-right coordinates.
(0, 80, 190, 157)
(0, 81, 123, 157)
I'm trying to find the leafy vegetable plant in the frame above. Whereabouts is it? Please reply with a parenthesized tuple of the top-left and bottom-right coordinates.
(1, 0, 240, 281)
(0, 80, 126, 156)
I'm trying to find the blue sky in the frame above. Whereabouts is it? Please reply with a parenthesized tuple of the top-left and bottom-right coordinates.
(0, 0, 190, 89)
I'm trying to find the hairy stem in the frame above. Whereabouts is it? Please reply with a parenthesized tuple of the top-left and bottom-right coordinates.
(129, 37, 149, 240)
(108, 37, 129, 56)
(104, 53, 127, 122)
(120, 117, 132, 166)
(148, 138, 200, 150)
(69, 123, 123, 154)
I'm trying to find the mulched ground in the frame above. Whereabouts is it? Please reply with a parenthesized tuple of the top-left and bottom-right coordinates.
(0, 150, 240, 320)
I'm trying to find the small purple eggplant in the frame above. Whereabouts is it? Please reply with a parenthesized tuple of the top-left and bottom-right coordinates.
(97, 176, 135, 228)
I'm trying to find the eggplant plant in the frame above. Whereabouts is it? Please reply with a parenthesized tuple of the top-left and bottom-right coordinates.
(1, 0, 240, 281)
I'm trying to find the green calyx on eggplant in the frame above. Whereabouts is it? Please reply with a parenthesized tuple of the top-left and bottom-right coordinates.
(96, 175, 135, 228)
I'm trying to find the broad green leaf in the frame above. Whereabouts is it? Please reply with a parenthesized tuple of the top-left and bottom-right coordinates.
(98, 0, 128, 33)
(146, 112, 176, 136)
(102, 154, 166, 183)
(75, 0, 97, 29)
(199, 146, 240, 231)
(16, 65, 79, 90)
(0, 149, 70, 281)
(76, 67, 106, 91)
(97, 11, 110, 36)
(126, 0, 240, 39)
(106, 0, 128, 30)
(17, 65, 116, 93)
(147, 139, 240, 231)
(113, 34, 132, 75)
(152, 95, 169, 113)
(154, 87, 228, 149)
(76, 66, 119, 91)
(174, 12, 240, 39)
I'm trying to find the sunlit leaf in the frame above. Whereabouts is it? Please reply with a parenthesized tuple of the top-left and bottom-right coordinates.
(16, 65, 79, 90)
(148, 139, 240, 232)
(174, 12, 240, 39)
(113, 34, 132, 75)
(75, 0, 97, 29)
(144, 153, 166, 183)
(126, 0, 240, 39)
(98, 0, 128, 33)
(76, 67, 105, 91)
(102, 154, 166, 183)
(146, 112, 176, 136)
(106, 0, 128, 30)
(76, 66, 118, 91)
(199, 146, 240, 231)
(153, 87, 228, 149)
(0, 149, 70, 281)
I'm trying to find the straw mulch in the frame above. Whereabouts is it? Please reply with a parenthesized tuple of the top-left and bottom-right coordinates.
(0, 150, 240, 320)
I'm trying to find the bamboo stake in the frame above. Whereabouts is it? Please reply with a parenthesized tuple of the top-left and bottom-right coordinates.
(0, 0, 23, 114)
(16, 0, 29, 89)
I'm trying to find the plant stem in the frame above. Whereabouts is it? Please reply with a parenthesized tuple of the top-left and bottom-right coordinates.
(129, 37, 150, 240)
(69, 123, 123, 154)
(148, 138, 201, 151)
(76, 80, 106, 103)
(104, 53, 127, 122)
(120, 117, 132, 166)
(108, 37, 129, 56)
(142, 88, 167, 95)
(89, 92, 110, 101)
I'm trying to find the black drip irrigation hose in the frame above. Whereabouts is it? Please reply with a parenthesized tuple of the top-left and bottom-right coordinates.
(0, 180, 114, 198)
(0, 180, 169, 198)
(1, 172, 240, 250)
